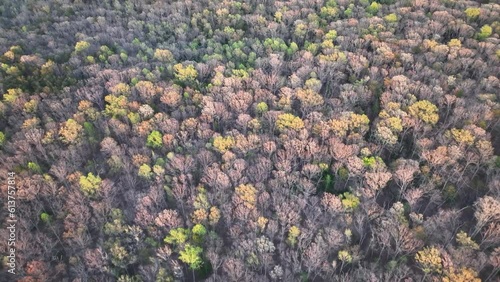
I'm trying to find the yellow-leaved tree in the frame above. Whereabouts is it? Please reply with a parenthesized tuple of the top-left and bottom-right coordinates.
(415, 246, 442, 274)
(174, 64, 198, 85)
(407, 100, 439, 125)
(276, 113, 304, 132)
(59, 119, 83, 144)
(213, 135, 235, 153)
(79, 172, 102, 196)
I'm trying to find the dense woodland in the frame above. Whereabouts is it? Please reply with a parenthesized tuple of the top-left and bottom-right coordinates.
(0, 0, 499, 281)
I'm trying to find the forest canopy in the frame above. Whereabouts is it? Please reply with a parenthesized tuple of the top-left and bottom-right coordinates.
(0, 0, 499, 281)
